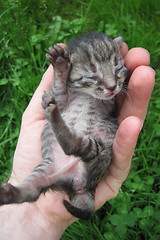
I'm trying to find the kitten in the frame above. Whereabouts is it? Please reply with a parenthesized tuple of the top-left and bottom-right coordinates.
(0, 32, 129, 220)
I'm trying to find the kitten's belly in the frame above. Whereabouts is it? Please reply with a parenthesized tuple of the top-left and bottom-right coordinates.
(52, 140, 87, 187)
(50, 111, 107, 184)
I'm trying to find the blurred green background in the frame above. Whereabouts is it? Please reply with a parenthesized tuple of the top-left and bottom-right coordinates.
(0, 0, 160, 239)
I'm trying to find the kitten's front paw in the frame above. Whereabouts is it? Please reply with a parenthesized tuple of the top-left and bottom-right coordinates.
(41, 91, 55, 109)
(41, 91, 57, 121)
(46, 45, 71, 78)
(0, 183, 19, 205)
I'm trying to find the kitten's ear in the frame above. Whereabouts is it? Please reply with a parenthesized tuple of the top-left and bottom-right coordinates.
(113, 36, 123, 46)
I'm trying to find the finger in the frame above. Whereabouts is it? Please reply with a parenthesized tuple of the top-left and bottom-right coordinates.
(117, 47, 151, 109)
(118, 65, 155, 123)
(124, 47, 150, 72)
(95, 116, 142, 209)
(120, 42, 128, 58)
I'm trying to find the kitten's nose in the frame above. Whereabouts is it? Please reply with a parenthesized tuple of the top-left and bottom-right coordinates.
(108, 85, 116, 91)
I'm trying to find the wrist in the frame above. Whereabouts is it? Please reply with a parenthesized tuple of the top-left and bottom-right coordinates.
(0, 202, 66, 240)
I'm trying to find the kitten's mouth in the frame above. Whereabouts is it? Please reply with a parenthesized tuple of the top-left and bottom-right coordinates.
(105, 93, 116, 100)
(95, 90, 116, 100)
(95, 92, 116, 100)
(107, 92, 114, 97)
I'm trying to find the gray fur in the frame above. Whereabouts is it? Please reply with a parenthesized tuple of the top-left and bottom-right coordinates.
(0, 32, 129, 220)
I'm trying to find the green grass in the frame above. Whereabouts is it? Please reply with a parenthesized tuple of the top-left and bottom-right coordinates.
(0, 0, 160, 239)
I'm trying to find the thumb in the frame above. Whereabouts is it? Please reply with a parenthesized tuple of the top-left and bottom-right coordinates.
(95, 116, 142, 209)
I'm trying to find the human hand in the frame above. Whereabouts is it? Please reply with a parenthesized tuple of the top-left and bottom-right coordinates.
(7, 43, 155, 236)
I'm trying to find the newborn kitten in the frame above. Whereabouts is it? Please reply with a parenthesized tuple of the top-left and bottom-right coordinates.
(0, 32, 129, 220)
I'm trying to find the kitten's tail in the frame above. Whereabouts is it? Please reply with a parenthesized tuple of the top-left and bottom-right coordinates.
(63, 192, 95, 220)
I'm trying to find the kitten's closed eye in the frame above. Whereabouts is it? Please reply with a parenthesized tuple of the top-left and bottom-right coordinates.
(115, 66, 128, 79)
(90, 64, 97, 73)
(96, 87, 103, 92)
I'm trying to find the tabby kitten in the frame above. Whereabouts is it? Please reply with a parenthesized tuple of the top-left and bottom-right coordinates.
(0, 32, 129, 220)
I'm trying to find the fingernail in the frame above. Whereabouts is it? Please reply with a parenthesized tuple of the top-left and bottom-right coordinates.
(139, 118, 144, 131)
(148, 66, 156, 75)
(57, 43, 67, 48)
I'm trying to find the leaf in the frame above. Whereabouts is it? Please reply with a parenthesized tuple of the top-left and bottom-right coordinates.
(109, 214, 121, 226)
(154, 99, 160, 109)
(31, 34, 43, 45)
(0, 78, 8, 86)
(143, 205, 154, 217)
(133, 207, 143, 218)
(154, 211, 160, 221)
(146, 177, 154, 185)
(139, 218, 147, 230)
(117, 203, 129, 215)
(124, 214, 137, 227)
(115, 225, 127, 235)
(52, 15, 62, 35)
(98, 20, 104, 32)
(104, 232, 116, 240)
(105, 23, 118, 37)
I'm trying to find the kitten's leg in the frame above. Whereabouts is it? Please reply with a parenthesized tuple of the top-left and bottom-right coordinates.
(42, 96, 106, 163)
(46, 45, 71, 107)
(0, 159, 55, 205)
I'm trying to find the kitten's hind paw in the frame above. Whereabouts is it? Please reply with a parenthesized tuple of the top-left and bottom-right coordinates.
(46, 45, 71, 78)
(0, 183, 19, 205)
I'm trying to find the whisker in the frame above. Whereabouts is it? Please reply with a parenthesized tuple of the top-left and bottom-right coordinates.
(127, 85, 139, 94)
(120, 89, 132, 102)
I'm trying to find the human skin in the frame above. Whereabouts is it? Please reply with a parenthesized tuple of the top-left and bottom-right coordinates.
(0, 43, 155, 240)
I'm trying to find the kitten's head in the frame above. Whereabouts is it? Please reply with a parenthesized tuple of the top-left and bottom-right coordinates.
(67, 32, 129, 100)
